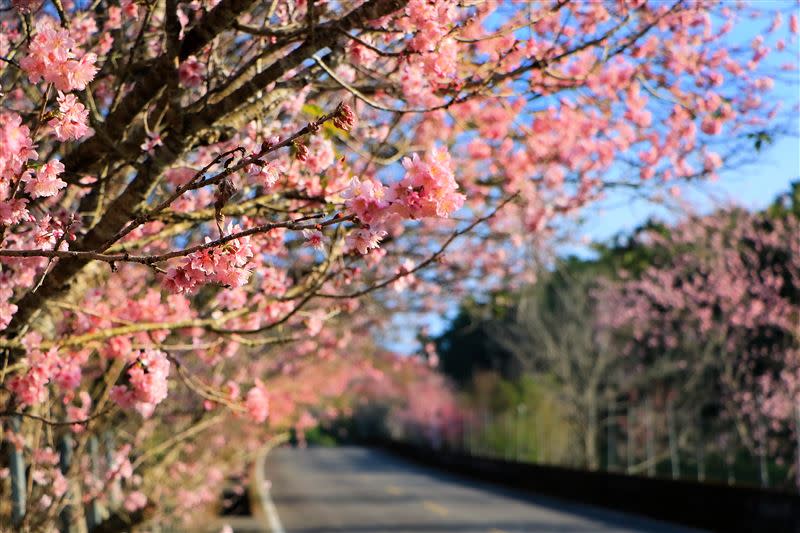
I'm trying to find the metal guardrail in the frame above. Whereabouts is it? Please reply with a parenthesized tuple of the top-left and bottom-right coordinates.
(376, 438, 800, 532)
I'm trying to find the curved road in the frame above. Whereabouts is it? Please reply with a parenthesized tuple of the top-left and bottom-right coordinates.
(262, 446, 699, 533)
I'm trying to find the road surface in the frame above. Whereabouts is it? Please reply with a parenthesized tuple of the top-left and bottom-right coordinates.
(263, 446, 699, 533)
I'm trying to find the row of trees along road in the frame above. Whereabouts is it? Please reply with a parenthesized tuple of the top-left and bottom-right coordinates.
(433, 183, 800, 488)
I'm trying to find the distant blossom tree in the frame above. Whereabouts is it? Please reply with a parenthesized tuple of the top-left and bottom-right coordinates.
(597, 207, 800, 478)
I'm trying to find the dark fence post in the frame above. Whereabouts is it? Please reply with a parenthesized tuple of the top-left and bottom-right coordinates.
(462, 416, 468, 455)
(59, 433, 74, 533)
(9, 416, 26, 527)
(504, 413, 512, 461)
(534, 411, 542, 463)
(516, 404, 526, 462)
(86, 435, 102, 531)
(646, 399, 655, 477)
(668, 400, 679, 479)
(696, 410, 705, 482)
(104, 431, 121, 508)
(626, 404, 634, 475)
(796, 403, 800, 493)
(607, 397, 616, 472)
(759, 428, 770, 488)
(725, 436, 735, 485)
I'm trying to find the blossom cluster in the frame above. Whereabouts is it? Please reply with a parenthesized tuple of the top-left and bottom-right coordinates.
(342, 147, 465, 254)
(7, 348, 61, 407)
(244, 382, 270, 423)
(110, 349, 171, 418)
(162, 225, 255, 293)
(0, 284, 18, 330)
(19, 20, 98, 92)
(403, 0, 456, 52)
(0, 112, 37, 184)
(23, 160, 67, 199)
(48, 91, 92, 141)
(245, 161, 280, 189)
(7, 345, 86, 408)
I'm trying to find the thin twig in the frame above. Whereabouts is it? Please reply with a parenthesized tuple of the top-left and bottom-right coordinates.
(0, 407, 112, 427)
(0, 214, 355, 264)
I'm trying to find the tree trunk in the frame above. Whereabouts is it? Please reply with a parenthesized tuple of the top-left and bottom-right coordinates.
(585, 396, 599, 470)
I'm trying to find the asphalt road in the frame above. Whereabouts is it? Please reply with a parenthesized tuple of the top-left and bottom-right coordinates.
(263, 446, 699, 533)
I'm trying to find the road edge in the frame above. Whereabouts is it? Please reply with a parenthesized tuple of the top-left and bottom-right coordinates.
(249, 433, 289, 533)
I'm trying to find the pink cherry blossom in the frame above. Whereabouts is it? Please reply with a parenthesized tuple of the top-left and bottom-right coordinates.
(703, 151, 723, 172)
(393, 147, 465, 219)
(304, 136, 335, 173)
(179, 56, 205, 88)
(48, 91, 92, 141)
(120, 0, 139, 19)
(163, 226, 254, 293)
(110, 349, 170, 417)
(0, 111, 37, 182)
(140, 132, 163, 154)
(7, 347, 60, 408)
(23, 160, 67, 198)
(244, 383, 269, 423)
(342, 177, 388, 226)
(246, 162, 279, 189)
(0, 198, 30, 226)
(346, 227, 388, 255)
(0, 286, 18, 330)
(302, 229, 326, 251)
(19, 20, 97, 92)
(123, 491, 148, 512)
(66, 391, 92, 433)
(391, 259, 417, 292)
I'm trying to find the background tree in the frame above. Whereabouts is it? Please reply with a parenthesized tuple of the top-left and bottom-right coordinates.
(433, 293, 517, 387)
(487, 268, 625, 470)
(596, 197, 800, 475)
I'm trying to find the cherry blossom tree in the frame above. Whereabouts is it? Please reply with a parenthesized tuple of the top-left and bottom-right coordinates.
(597, 205, 800, 483)
(0, 0, 796, 528)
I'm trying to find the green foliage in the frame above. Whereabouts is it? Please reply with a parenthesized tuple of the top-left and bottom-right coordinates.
(582, 219, 672, 279)
(463, 373, 575, 464)
(300, 426, 339, 447)
(745, 130, 774, 152)
(434, 293, 517, 386)
(766, 181, 800, 220)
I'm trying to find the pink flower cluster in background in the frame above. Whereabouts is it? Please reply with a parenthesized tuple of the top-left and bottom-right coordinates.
(110, 349, 171, 418)
(163, 225, 255, 293)
(245, 382, 270, 423)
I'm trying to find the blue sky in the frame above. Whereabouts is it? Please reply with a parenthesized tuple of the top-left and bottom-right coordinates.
(559, 133, 799, 258)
